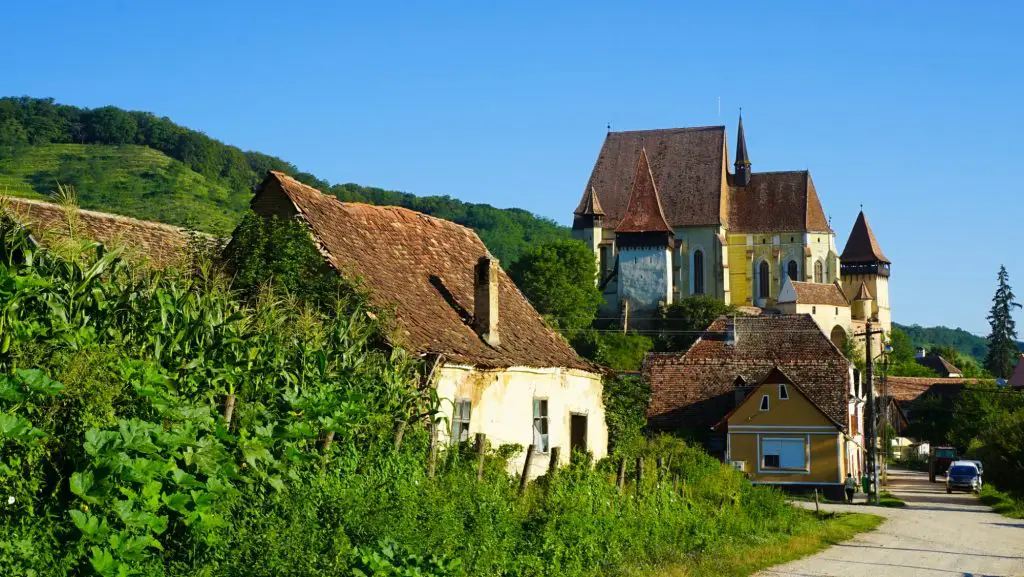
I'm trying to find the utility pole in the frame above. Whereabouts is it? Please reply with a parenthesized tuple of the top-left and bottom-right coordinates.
(857, 320, 886, 506)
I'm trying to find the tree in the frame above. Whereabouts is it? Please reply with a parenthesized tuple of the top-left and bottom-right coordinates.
(658, 295, 736, 352)
(508, 240, 603, 333)
(888, 327, 916, 365)
(984, 265, 1021, 379)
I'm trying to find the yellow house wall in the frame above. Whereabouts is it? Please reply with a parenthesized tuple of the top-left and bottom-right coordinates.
(434, 364, 608, 480)
(726, 380, 843, 484)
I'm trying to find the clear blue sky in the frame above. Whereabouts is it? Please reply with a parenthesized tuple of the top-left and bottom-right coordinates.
(3, 0, 1021, 335)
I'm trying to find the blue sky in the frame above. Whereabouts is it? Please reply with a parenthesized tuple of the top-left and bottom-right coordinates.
(3, 0, 1021, 334)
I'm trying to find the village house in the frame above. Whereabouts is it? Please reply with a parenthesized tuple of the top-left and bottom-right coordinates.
(251, 171, 608, 478)
(913, 349, 963, 378)
(0, 195, 197, 267)
(1008, 354, 1024, 390)
(644, 314, 864, 499)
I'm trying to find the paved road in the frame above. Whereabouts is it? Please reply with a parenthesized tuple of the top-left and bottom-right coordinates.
(755, 469, 1024, 577)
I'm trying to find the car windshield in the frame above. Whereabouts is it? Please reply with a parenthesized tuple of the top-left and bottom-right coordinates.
(936, 449, 956, 458)
(949, 466, 976, 476)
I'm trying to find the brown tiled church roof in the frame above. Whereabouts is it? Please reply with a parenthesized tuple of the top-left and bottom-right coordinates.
(615, 148, 672, 234)
(854, 282, 873, 300)
(643, 314, 851, 432)
(728, 171, 832, 233)
(253, 171, 593, 371)
(573, 187, 604, 217)
(580, 127, 727, 229)
(841, 211, 889, 264)
(1, 196, 195, 268)
(780, 281, 849, 307)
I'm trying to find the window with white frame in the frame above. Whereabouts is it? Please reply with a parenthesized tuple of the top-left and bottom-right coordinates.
(778, 384, 789, 400)
(759, 394, 769, 411)
(451, 399, 471, 443)
(761, 438, 807, 470)
(533, 399, 549, 452)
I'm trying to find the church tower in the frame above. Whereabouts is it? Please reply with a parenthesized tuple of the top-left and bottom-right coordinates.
(572, 186, 606, 283)
(840, 211, 891, 333)
(615, 148, 674, 328)
(734, 112, 751, 187)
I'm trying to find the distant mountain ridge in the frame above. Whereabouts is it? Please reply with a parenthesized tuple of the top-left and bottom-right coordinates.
(893, 322, 1024, 363)
(0, 96, 569, 264)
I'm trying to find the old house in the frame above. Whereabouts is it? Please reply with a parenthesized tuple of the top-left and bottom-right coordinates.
(251, 171, 608, 477)
(1010, 354, 1024, 390)
(0, 196, 196, 267)
(913, 349, 963, 378)
(644, 314, 864, 498)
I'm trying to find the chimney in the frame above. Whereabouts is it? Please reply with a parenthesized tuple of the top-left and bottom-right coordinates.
(474, 256, 500, 347)
(725, 316, 737, 346)
(916, 347, 927, 360)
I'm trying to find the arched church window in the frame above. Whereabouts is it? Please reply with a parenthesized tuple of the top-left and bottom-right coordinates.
(758, 261, 770, 299)
(814, 260, 823, 283)
(693, 250, 704, 295)
(787, 260, 798, 282)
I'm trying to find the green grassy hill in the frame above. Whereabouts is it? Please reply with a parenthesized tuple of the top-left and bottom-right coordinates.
(0, 96, 570, 262)
(0, 144, 245, 234)
(893, 322, 1024, 364)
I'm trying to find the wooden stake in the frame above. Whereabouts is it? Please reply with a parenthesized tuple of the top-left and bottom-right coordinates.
(636, 456, 644, 495)
(475, 433, 486, 481)
(320, 431, 335, 453)
(519, 444, 535, 496)
(814, 488, 820, 515)
(548, 447, 561, 474)
(426, 421, 438, 478)
(656, 457, 664, 483)
(222, 393, 236, 428)
(616, 457, 626, 492)
(393, 420, 407, 450)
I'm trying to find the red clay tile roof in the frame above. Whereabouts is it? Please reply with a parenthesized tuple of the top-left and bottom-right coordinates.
(854, 282, 873, 300)
(914, 355, 962, 378)
(840, 211, 889, 264)
(573, 187, 605, 217)
(581, 127, 727, 229)
(615, 148, 672, 234)
(644, 314, 851, 432)
(728, 171, 832, 233)
(1010, 355, 1024, 389)
(780, 281, 849, 306)
(1, 196, 195, 268)
(886, 377, 976, 403)
(255, 172, 593, 371)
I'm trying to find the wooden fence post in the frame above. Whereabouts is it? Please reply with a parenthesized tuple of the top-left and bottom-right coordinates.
(222, 393, 236, 428)
(519, 444, 535, 496)
(616, 457, 626, 492)
(548, 447, 561, 475)
(393, 420, 407, 450)
(814, 488, 820, 515)
(426, 421, 438, 478)
(475, 433, 486, 481)
(320, 431, 335, 453)
(656, 458, 664, 484)
(635, 456, 644, 495)
(673, 473, 680, 492)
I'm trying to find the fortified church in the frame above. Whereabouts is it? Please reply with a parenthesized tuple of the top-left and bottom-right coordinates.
(572, 115, 892, 352)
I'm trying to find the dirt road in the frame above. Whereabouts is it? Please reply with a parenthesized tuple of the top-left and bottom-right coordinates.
(755, 469, 1024, 577)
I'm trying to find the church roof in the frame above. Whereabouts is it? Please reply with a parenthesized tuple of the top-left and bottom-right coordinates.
(780, 281, 850, 307)
(615, 148, 673, 234)
(734, 113, 750, 169)
(854, 281, 873, 300)
(0, 195, 198, 268)
(581, 127, 727, 229)
(253, 171, 594, 372)
(644, 314, 851, 432)
(573, 186, 605, 217)
(841, 211, 889, 264)
(727, 171, 832, 233)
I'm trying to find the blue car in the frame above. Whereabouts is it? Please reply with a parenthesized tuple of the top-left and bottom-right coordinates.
(945, 462, 982, 494)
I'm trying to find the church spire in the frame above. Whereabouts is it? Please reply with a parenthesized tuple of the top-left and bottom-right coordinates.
(615, 148, 672, 234)
(734, 111, 751, 187)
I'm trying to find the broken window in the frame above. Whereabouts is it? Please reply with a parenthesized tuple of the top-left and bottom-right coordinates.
(452, 399, 471, 443)
(533, 399, 549, 452)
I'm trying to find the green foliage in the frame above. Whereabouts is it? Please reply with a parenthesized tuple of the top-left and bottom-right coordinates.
(893, 322, 1024, 365)
(952, 383, 1024, 496)
(507, 239, 603, 332)
(601, 374, 650, 455)
(0, 97, 570, 262)
(570, 329, 653, 371)
(658, 295, 736, 352)
(984, 265, 1022, 379)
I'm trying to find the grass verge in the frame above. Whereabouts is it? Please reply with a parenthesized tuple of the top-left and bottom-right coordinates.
(878, 491, 907, 508)
(648, 512, 884, 577)
(979, 485, 1024, 519)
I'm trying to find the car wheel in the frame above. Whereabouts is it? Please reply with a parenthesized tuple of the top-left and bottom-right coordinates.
(929, 475, 936, 483)
(946, 488, 952, 494)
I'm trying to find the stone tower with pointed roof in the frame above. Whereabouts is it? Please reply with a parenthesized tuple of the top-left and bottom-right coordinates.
(573, 113, 839, 316)
(839, 211, 891, 336)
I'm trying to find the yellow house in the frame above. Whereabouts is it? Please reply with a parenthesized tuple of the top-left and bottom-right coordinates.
(717, 367, 859, 499)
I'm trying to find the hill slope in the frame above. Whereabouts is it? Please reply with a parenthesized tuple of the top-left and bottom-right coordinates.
(0, 97, 569, 262)
(893, 322, 1024, 364)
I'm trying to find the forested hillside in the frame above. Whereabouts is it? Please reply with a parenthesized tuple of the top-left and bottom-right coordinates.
(0, 97, 569, 263)
(894, 322, 1024, 364)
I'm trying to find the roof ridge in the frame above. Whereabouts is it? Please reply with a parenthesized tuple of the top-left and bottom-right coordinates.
(1, 195, 193, 235)
(610, 126, 726, 135)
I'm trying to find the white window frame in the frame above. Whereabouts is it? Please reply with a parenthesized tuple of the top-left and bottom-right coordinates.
(533, 398, 550, 453)
(759, 436, 809, 472)
(778, 384, 789, 400)
(759, 394, 770, 412)
(451, 399, 471, 443)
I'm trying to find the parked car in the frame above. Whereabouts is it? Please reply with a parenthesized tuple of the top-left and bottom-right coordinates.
(945, 462, 982, 494)
(928, 446, 957, 482)
(967, 459, 984, 477)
